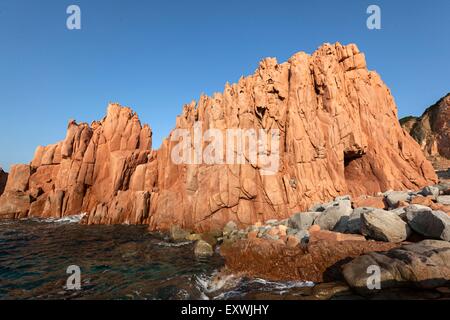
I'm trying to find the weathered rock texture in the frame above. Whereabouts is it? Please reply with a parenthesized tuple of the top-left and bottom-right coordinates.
(400, 93, 450, 170)
(0, 43, 438, 231)
(0, 168, 7, 196)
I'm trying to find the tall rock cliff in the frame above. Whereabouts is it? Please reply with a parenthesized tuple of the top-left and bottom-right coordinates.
(0, 43, 438, 231)
(400, 93, 450, 170)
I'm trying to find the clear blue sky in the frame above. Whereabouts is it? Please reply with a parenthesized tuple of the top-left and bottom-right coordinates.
(0, 0, 449, 171)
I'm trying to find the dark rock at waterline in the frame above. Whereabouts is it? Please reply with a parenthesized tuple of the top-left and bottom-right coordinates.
(314, 200, 352, 231)
(220, 237, 397, 283)
(342, 240, 450, 295)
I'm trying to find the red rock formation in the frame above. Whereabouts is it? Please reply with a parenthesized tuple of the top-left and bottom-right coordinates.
(0, 104, 152, 222)
(400, 93, 450, 170)
(0, 43, 438, 230)
(220, 238, 398, 282)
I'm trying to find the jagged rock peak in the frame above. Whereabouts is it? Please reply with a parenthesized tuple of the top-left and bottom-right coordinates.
(0, 43, 438, 231)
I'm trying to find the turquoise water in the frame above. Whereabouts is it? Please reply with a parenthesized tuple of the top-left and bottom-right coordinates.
(0, 218, 314, 300)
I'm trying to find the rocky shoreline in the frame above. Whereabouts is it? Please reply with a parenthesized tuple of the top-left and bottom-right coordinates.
(164, 181, 450, 298)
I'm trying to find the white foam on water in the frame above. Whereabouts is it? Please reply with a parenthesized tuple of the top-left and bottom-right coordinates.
(194, 271, 244, 300)
(249, 278, 315, 290)
(194, 270, 315, 300)
(26, 213, 87, 224)
(156, 241, 192, 247)
(51, 213, 86, 223)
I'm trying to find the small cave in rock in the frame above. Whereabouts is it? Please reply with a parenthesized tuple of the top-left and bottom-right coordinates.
(343, 150, 364, 167)
(256, 106, 267, 119)
(344, 150, 365, 184)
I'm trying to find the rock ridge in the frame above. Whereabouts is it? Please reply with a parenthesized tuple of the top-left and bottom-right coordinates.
(0, 42, 438, 231)
(400, 93, 450, 170)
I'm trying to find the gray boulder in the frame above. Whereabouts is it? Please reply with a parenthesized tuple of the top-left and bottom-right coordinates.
(309, 200, 334, 212)
(436, 182, 450, 194)
(420, 186, 440, 198)
(390, 207, 407, 219)
(257, 226, 271, 238)
(406, 205, 450, 241)
(437, 195, 450, 206)
(314, 200, 352, 231)
(384, 191, 411, 208)
(342, 240, 450, 294)
(346, 207, 374, 234)
(194, 240, 214, 257)
(287, 227, 299, 236)
(169, 225, 191, 241)
(420, 239, 450, 249)
(404, 204, 432, 215)
(288, 212, 319, 230)
(265, 219, 278, 226)
(360, 209, 411, 242)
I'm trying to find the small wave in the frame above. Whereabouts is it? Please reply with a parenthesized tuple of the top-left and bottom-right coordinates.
(156, 241, 192, 247)
(194, 271, 315, 300)
(195, 271, 241, 293)
(25, 213, 86, 224)
(248, 278, 315, 290)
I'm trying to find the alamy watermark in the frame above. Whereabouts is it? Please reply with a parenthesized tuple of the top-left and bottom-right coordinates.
(66, 5, 81, 30)
(367, 5, 381, 30)
(65, 265, 81, 290)
(366, 265, 381, 290)
(170, 122, 280, 175)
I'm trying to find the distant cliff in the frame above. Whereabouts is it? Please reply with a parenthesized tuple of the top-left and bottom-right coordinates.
(400, 93, 450, 170)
